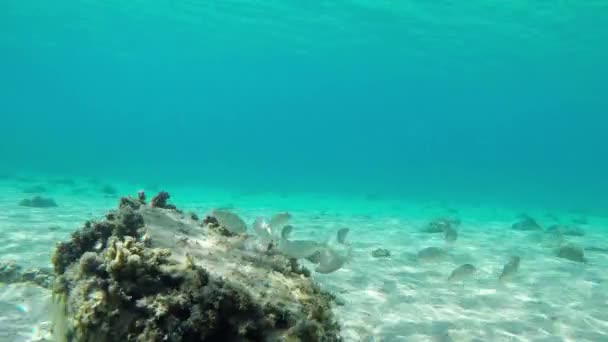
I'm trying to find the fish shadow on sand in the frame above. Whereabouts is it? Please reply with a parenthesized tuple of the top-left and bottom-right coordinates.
(18, 196, 58, 208)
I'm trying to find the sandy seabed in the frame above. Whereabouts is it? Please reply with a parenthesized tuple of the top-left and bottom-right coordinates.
(1, 175, 607, 341)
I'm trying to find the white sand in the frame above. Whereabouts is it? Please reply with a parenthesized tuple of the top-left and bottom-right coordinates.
(1, 176, 607, 341)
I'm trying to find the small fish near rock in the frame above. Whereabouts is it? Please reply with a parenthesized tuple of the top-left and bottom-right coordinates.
(281, 225, 294, 240)
(444, 225, 458, 242)
(416, 247, 447, 263)
(541, 228, 564, 248)
(210, 209, 247, 235)
(315, 247, 351, 274)
(306, 251, 322, 264)
(336, 228, 350, 244)
(371, 248, 391, 258)
(269, 212, 292, 230)
(279, 239, 325, 259)
(448, 264, 477, 282)
(19, 196, 58, 208)
(252, 217, 273, 241)
(556, 244, 586, 263)
(499, 256, 520, 282)
(422, 218, 459, 234)
(546, 224, 585, 237)
(511, 216, 542, 231)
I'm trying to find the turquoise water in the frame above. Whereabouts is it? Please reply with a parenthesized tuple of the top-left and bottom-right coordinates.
(1, 1, 608, 341)
(2, 1, 608, 210)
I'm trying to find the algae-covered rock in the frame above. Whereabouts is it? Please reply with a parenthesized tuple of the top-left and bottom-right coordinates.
(150, 191, 174, 209)
(0, 260, 54, 288)
(51, 192, 341, 342)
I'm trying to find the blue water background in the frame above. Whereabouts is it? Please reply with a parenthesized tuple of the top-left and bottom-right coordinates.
(1, 1, 607, 212)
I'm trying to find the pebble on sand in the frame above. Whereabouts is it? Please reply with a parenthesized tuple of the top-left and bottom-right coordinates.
(372, 248, 391, 258)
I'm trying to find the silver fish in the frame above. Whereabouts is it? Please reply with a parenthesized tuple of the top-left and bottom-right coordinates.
(499, 256, 520, 282)
(252, 217, 272, 240)
(315, 247, 350, 274)
(269, 212, 291, 229)
(279, 239, 324, 259)
(416, 247, 447, 263)
(337, 228, 350, 244)
(211, 209, 247, 234)
(281, 225, 294, 240)
(448, 264, 476, 282)
(444, 226, 457, 242)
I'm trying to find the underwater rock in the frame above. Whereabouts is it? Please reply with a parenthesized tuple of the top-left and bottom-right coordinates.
(202, 215, 235, 237)
(511, 216, 542, 231)
(499, 256, 520, 282)
(150, 191, 179, 211)
(0, 260, 20, 281)
(448, 264, 476, 282)
(556, 244, 586, 263)
(202, 215, 219, 226)
(150, 191, 170, 208)
(371, 248, 391, 258)
(22, 185, 47, 194)
(422, 218, 459, 233)
(0, 260, 54, 288)
(416, 247, 447, 263)
(18, 196, 58, 208)
(51, 194, 341, 341)
(137, 190, 146, 203)
(546, 224, 585, 237)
